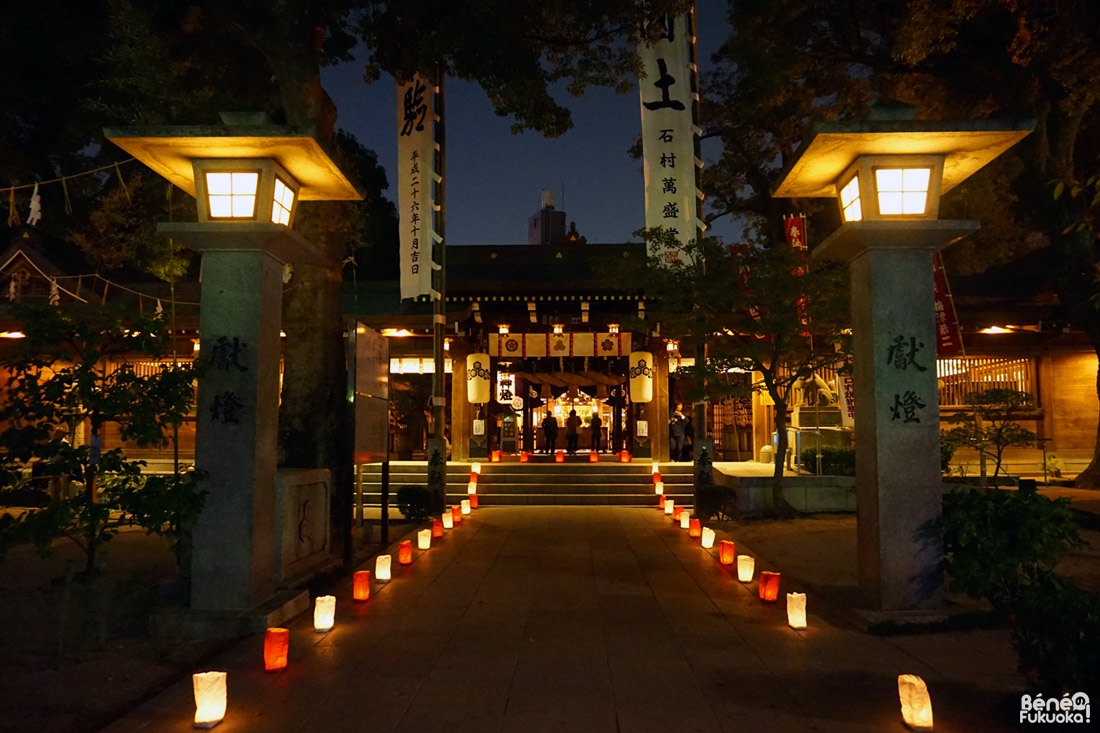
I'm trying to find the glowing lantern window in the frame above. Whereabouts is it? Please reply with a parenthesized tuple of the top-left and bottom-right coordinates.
(758, 571, 781, 602)
(432, 519, 444, 537)
(204, 171, 259, 219)
(376, 554, 392, 581)
(628, 351, 654, 403)
(787, 592, 807, 629)
(313, 595, 336, 632)
(839, 174, 862, 223)
(469, 494, 479, 509)
(264, 627, 289, 672)
(664, 499, 674, 515)
(398, 540, 413, 565)
(270, 176, 296, 225)
(192, 671, 228, 729)
(461, 499, 471, 515)
(737, 555, 755, 582)
(680, 513, 691, 530)
(689, 518, 701, 538)
(466, 354, 491, 404)
(701, 527, 715, 549)
(353, 570, 371, 601)
(417, 529, 431, 550)
(875, 167, 931, 216)
(897, 674, 934, 731)
(719, 540, 735, 565)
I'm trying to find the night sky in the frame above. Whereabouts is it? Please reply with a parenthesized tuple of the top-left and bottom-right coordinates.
(321, 4, 735, 247)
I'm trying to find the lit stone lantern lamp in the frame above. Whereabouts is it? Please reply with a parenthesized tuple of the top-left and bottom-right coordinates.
(263, 628, 289, 672)
(313, 595, 336, 632)
(787, 592, 808, 630)
(192, 671, 228, 729)
(772, 111, 1031, 611)
(897, 674, 934, 730)
(737, 555, 755, 583)
(105, 121, 361, 615)
(700, 527, 716, 549)
(353, 570, 371, 602)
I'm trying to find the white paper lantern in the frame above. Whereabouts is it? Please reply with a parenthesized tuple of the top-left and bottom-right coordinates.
(701, 527, 715, 549)
(376, 554, 392, 582)
(467, 354, 491, 404)
(471, 462, 482, 474)
(787, 592, 807, 629)
(651, 462, 660, 475)
(418, 529, 432, 550)
(461, 499, 471, 515)
(628, 351, 654, 403)
(737, 555, 755, 582)
(467, 481, 477, 494)
(192, 671, 227, 729)
(313, 595, 336, 632)
(442, 512, 454, 529)
(897, 674, 934, 731)
(680, 512, 691, 530)
(664, 499, 674, 515)
(655, 481, 664, 495)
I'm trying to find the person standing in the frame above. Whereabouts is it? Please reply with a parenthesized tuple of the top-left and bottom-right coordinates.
(590, 413, 603, 452)
(669, 408, 686, 462)
(565, 409, 582, 455)
(541, 413, 559, 453)
(682, 415, 695, 461)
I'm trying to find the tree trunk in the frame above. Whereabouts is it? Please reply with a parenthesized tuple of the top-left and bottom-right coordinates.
(1076, 357, 1100, 489)
(770, 400, 795, 518)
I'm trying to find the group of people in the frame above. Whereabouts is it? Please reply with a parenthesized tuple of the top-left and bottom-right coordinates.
(540, 410, 603, 454)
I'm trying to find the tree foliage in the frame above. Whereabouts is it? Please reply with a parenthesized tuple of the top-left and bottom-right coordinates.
(945, 388, 1036, 488)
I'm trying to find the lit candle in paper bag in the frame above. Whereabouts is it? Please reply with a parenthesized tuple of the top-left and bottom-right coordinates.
(192, 671, 227, 728)
(737, 555, 755, 582)
(719, 540, 735, 565)
(353, 570, 371, 601)
(787, 592, 807, 629)
(701, 527, 715, 548)
(758, 571, 781, 602)
(418, 529, 431, 550)
(376, 554, 392, 581)
(689, 518, 702, 538)
(897, 674, 934, 731)
(263, 628, 289, 672)
(313, 595, 336, 632)
(398, 540, 413, 565)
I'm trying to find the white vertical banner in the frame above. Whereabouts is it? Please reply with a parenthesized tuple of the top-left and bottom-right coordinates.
(639, 12, 701, 267)
(397, 75, 438, 300)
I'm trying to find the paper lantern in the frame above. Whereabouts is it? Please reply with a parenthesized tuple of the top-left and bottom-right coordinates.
(418, 529, 431, 550)
(432, 519, 444, 537)
(469, 494, 479, 509)
(759, 571, 781, 602)
(664, 499, 674, 515)
(520, 451, 530, 463)
(589, 451, 599, 463)
(313, 595, 336, 632)
(701, 527, 715, 549)
(376, 554, 392, 581)
(398, 540, 413, 565)
(652, 472, 662, 484)
(471, 462, 482, 474)
(555, 450, 565, 463)
(461, 499, 471, 515)
(353, 570, 371, 601)
(469, 468, 479, 482)
(719, 540, 735, 565)
(680, 512, 691, 530)
(897, 674, 934, 731)
(491, 450, 502, 463)
(672, 505, 683, 520)
(264, 628, 289, 672)
(651, 462, 660, 475)
(192, 671, 227, 729)
(689, 518, 702, 538)
(466, 353, 491, 404)
(442, 512, 453, 530)
(452, 505, 462, 524)
(655, 481, 664, 495)
(467, 481, 477, 494)
(619, 451, 632, 463)
(628, 351, 654, 403)
(787, 592, 807, 629)
(737, 555, 755, 582)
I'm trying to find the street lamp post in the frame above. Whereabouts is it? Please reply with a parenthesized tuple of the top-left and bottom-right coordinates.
(106, 122, 360, 614)
(774, 111, 1031, 611)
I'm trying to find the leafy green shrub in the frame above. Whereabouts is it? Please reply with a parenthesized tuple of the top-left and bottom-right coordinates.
(798, 446, 855, 476)
(396, 485, 432, 522)
(942, 484, 1098, 692)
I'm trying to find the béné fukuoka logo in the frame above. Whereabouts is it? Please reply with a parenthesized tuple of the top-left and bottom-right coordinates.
(1020, 692, 1090, 725)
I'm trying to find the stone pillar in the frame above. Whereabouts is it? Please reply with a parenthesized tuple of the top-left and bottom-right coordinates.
(816, 220, 977, 611)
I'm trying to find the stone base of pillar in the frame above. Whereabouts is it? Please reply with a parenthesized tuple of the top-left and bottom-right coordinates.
(150, 589, 309, 641)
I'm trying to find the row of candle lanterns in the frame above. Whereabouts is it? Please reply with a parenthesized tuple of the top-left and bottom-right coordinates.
(656, 464, 932, 730)
(194, 466, 483, 727)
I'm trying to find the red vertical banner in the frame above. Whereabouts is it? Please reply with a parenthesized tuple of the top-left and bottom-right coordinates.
(932, 252, 964, 356)
(784, 214, 810, 336)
